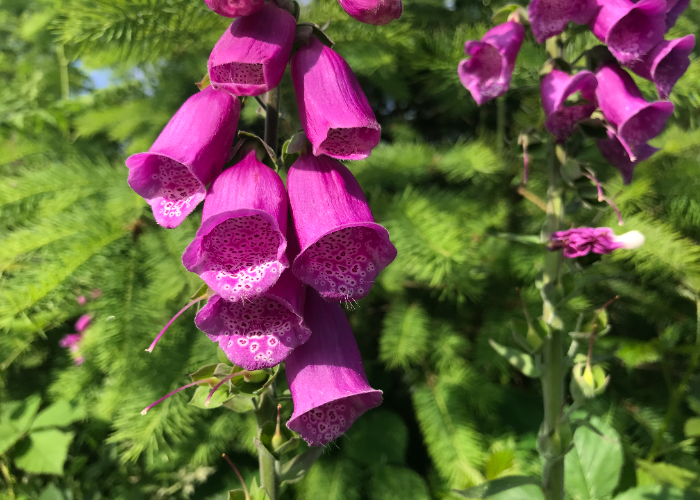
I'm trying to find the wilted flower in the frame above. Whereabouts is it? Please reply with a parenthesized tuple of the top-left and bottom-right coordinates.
(203, 0, 264, 18)
(208, 3, 296, 97)
(665, 0, 690, 30)
(550, 227, 645, 258)
(528, 0, 596, 43)
(597, 130, 659, 184)
(627, 35, 695, 99)
(541, 69, 598, 143)
(286, 289, 382, 446)
(337, 0, 402, 25)
(127, 87, 240, 228)
(291, 37, 381, 160)
(458, 21, 525, 105)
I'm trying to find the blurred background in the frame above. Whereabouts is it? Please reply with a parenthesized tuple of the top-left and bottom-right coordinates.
(2, 0, 700, 498)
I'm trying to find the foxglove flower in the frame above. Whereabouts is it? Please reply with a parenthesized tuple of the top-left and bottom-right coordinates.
(203, 0, 264, 18)
(627, 35, 695, 99)
(286, 289, 382, 446)
(338, 0, 402, 25)
(528, 0, 596, 43)
(589, 0, 666, 64)
(665, 0, 689, 30)
(288, 152, 396, 302)
(60, 315, 92, 365)
(127, 87, 240, 228)
(458, 21, 525, 105)
(596, 130, 658, 184)
(541, 69, 598, 143)
(550, 227, 645, 258)
(596, 63, 673, 160)
(291, 37, 381, 160)
(182, 149, 288, 302)
(75, 314, 92, 332)
(208, 3, 296, 97)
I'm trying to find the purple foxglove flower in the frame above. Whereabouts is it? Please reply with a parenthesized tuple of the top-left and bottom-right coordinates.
(291, 37, 381, 160)
(182, 149, 288, 302)
(337, 0, 402, 25)
(127, 87, 240, 228)
(458, 21, 525, 106)
(75, 314, 92, 332)
(59, 334, 82, 349)
(550, 227, 645, 258)
(287, 152, 396, 302)
(596, 130, 658, 184)
(203, 0, 264, 18)
(528, 0, 597, 43)
(665, 0, 689, 30)
(286, 289, 382, 446)
(208, 3, 296, 97)
(627, 35, 695, 99)
(596, 63, 673, 161)
(589, 0, 666, 64)
(76, 295, 86, 306)
(541, 69, 598, 143)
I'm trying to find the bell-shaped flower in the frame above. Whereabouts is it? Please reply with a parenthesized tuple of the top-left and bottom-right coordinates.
(627, 35, 695, 99)
(288, 152, 397, 302)
(208, 3, 296, 97)
(596, 130, 658, 184)
(286, 289, 382, 446)
(550, 227, 645, 258)
(541, 69, 598, 143)
(458, 21, 525, 106)
(665, 0, 689, 30)
(127, 87, 240, 228)
(182, 149, 288, 302)
(528, 0, 597, 43)
(203, 0, 264, 18)
(75, 314, 92, 332)
(291, 37, 381, 160)
(337, 0, 402, 25)
(589, 0, 666, 64)
(596, 63, 673, 161)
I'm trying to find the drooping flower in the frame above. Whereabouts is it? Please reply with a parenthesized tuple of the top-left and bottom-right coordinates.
(286, 289, 382, 446)
(208, 3, 296, 97)
(337, 0, 402, 25)
(596, 130, 658, 184)
(550, 227, 645, 258)
(665, 0, 690, 31)
(589, 0, 666, 64)
(182, 149, 288, 302)
(595, 63, 673, 161)
(528, 0, 597, 43)
(287, 152, 396, 302)
(627, 35, 695, 99)
(127, 87, 240, 228)
(458, 21, 525, 106)
(203, 0, 264, 18)
(541, 69, 598, 143)
(291, 37, 381, 160)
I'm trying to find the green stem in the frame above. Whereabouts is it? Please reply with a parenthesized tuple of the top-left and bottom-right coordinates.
(56, 44, 69, 100)
(264, 87, 280, 156)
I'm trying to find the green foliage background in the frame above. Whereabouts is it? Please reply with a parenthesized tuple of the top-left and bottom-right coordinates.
(2, 0, 700, 498)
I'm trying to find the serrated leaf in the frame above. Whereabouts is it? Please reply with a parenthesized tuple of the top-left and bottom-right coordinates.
(31, 400, 86, 430)
(489, 339, 539, 378)
(0, 394, 41, 454)
(280, 446, 324, 485)
(454, 476, 542, 498)
(14, 429, 74, 475)
(368, 465, 431, 500)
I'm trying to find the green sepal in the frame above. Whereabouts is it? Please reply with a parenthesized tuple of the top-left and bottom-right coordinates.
(280, 131, 307, 168)
(489, 339, 540, 378)
(189, 364, 220, 383)
(279, 446, 324, 485)
(275, 436, 301, 456)
(453, 476, 542, 498)
(190, 282, 209, 301)
(235, 131, 278, 170)
(227, 489, 247, 500)
(195, 73, 211, 91)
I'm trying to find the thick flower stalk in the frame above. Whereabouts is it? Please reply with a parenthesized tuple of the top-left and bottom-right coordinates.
(550, 227, 645, 258)
(589, 0, 666, 64)
(627, 35, 695, 99)
(458, 21, 525, 105)
(597, 130, 659, 184)
(203, 0, 264, 18)
(287, 151, 396, 302)
(182, 149, 288, 302)
(291, 37, 381, 160)
(596, 63, 674, 161)
(208, 3, 296, 97)
(528, 0, 596, 43)
(285, 289, 383, 446)
(126, 87, 240, 228)
(541, 69, 597, 143)
(337, 0, 402, 26)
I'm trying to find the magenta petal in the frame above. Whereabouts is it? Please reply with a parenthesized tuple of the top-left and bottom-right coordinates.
(288, 153, 396, 302)
(665, 0, 689, 30)
(208, 3, 296, 97)
(628, 35, 695, 99)
(551, 227, 622, 258)
(75, 314, 92, 332)
(597, 130, 658, 184)
(291, 38, 381, 160)
(59, 334, 82, 349)
(182, 150, 288, 302)
(203, 0, 264, 17)
(337, 0, 401, 25)
(286, 289, 382, 446)
(542, 70, 598, 142)
(589, 0, 666, 64)
(126, 87, 240, 228)
(458, 22, 525, 106)
(528, 0, 597, 43)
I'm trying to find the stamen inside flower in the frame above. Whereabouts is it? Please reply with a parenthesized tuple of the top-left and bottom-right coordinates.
(211, 62, 265, 86)
(297, 397, 358, 446)
(319, 127, 380, 159)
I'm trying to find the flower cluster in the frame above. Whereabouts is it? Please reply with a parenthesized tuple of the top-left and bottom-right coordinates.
(127, 0, 400, 446)
(60, 313, 91, 365)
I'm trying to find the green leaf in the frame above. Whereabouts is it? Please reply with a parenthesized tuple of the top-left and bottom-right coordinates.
(227, 490, 247, 500)
(636, 459, 700, 492)
(485, 449, 517, 480)
(188, 384, 231, 409)
(223, 394, 257, 413)
(564, 417, 623, 500)
(38, 484, 66, 500)
(31, 400, 86, 430)
(189, 364, 220, 382)
(0, 394, 41, 454)
(280, 446, 324, 485)
(684, 417, 700, 438)
(343, 410, 409, 467)
(488, 339, 539, 378)
(613, 485, 689, 500)
(14, 429, 74, 475)
(368, 465, 431, 500)
(454, 476, 542, 498)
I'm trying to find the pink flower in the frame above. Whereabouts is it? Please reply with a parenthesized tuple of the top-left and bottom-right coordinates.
(541, 70, 598, 143)
(203, 0, 264, 18)
(550, 227, 645, 258)
(337, 0, 402, 25)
